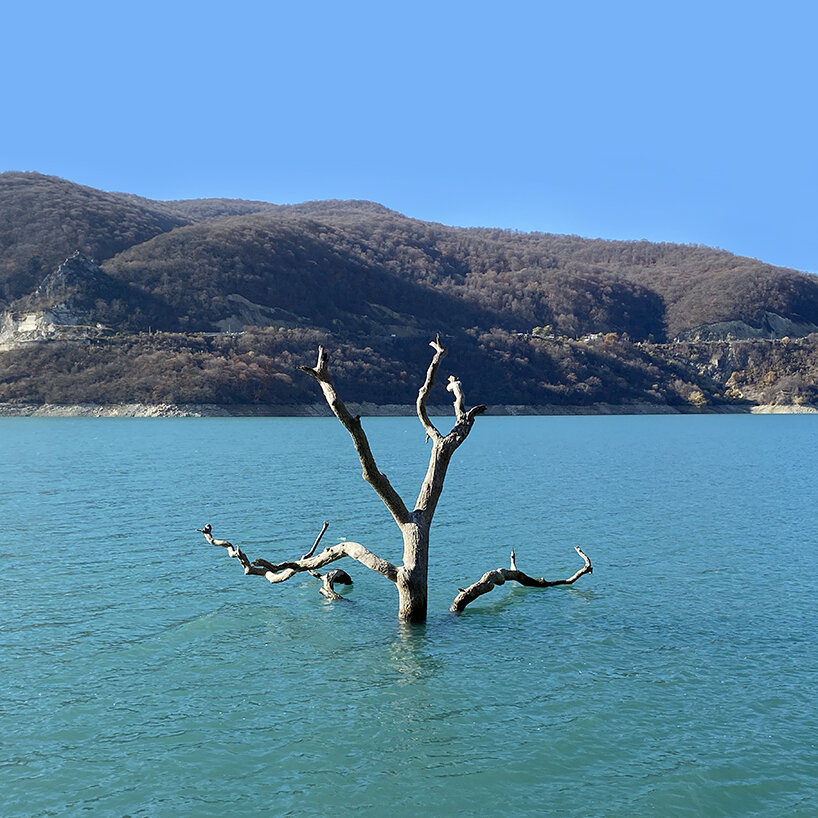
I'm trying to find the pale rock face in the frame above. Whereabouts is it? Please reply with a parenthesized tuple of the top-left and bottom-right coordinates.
(675, 312, 818, 342)
(0, 252, 112, 348)
(16, 313, 43, 333)
(0, 310, 53, 349)
(0, 306, 91, 349)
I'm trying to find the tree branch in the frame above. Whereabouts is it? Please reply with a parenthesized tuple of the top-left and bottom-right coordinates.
(197, 523, 255, 571)
(417, 335, 446, 441)
(300, 347, 410, 526)
(260, 541, 398, 585)
(450, 547, 593, 613)
(413, 377, 487, 518)
(301, 520, 329, 559)
(200, 523, 399, 589)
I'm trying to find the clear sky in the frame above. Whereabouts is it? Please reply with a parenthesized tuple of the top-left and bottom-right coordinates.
(3, 0, 816, 272)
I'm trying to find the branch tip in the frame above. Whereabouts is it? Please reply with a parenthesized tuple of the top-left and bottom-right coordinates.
(301, 520, 330, 560)
(300, 346, 331, 381)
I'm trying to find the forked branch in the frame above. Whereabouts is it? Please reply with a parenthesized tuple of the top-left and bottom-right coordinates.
(300, 347, 410, 526)
(414, 377, 487, 518)
(450, 547, 593, 613)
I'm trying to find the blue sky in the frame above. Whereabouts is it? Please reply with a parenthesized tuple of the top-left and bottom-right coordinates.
(3, 0, 816, 272)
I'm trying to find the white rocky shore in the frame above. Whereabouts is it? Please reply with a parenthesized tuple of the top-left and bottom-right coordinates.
(0, 402, 814, 417)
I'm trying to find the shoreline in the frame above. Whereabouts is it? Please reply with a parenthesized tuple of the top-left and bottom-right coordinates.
(0, 402, 815, 417)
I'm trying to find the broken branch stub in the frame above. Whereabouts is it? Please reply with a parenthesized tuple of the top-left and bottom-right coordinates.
(446, 375, 466, 421)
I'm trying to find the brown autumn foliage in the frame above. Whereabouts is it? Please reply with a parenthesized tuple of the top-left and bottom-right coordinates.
(1, 327, 816, 408)
(1, 172, 817, 409)
(3, 171, 818, 343)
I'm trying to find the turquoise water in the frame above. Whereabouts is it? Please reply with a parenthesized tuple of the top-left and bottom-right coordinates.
(2, 415, 817, 816)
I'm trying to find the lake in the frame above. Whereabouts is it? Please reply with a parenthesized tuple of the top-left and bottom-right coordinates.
(2, 415, 817, 816)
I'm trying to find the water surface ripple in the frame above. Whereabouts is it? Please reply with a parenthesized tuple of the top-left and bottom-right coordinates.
(2, 416, 816, 816)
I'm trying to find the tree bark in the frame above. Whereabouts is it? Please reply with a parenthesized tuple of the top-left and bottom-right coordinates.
(396, 523, 429, 622)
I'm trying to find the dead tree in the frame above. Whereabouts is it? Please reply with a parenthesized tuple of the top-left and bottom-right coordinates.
(299, 337, 486, 622)
(200, 339, 593, 622)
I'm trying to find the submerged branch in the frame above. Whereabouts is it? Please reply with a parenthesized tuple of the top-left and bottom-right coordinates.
(308, 567, 354, 600)
(450, 547, 593, 613)
(199, 523, 399, 594)
(259, 540, 399, 584)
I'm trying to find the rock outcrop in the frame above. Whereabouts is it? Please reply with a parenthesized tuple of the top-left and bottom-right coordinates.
(0, 252, 176, 348)
(675, 312, 818, 342)
(0, 253, 118, 348)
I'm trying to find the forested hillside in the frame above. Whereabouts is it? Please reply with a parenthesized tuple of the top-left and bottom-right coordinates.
(0, 173, 187, 302)
(1, 171, 817, 410)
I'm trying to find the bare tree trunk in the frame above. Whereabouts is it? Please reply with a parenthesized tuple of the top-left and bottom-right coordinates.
(397, 522, 429, 622)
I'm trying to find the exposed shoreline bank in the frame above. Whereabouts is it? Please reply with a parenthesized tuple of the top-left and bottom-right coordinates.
(0, 402, 815, 417)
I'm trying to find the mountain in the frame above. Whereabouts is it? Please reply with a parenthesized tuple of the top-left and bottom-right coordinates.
(0, 171, 816, 410)
(100, 213, 496, 336)
(2, 172, 818, 342)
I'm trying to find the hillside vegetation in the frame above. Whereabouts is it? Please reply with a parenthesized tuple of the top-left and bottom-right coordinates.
(1, 171, 817, 410)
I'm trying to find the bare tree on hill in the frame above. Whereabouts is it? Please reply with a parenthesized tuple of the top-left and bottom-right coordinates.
(200, 338, 592, 622)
